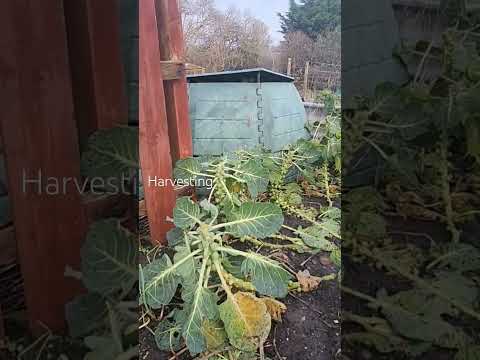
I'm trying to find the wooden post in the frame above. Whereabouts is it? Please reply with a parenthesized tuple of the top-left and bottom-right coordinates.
(155, 0, 193, 164)
(139, 0, 176, 244)
(0, 226, 16, 267)
(63, 0, 128, 147)
(0, 0, 87, 334)
(287, 57, 292, 76)
(0, 304, 4, 341)
(304, 61, 310, 101)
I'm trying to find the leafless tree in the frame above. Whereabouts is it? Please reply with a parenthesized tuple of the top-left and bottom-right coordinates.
(311, 30, 341, 91)
(277, 30, 340, 95)
(181, 1, 272, 72)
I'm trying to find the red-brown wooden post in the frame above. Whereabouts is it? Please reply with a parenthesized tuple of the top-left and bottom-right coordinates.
(140, 0, 177, 244)
(0, 305, 4, 341)
(63, 0, 128, 145)
(155, 0, 193, 164)
(0, 0, 87, 334)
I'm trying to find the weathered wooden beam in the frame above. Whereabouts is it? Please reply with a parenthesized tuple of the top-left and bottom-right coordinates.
(64, 0, 128, 147)
(0, 304, 4, 341)
(160, 61, 185, 80)
(0, 0, 87, 334)
(155, 0, 193, 163)
(0, 226, 16, 267)
(139, 0, 176, 244)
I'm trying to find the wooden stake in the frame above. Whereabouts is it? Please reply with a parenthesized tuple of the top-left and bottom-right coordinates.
(304, 61, 310, 100)
(155, 0, 193, 164)
(63, 0, 128, 147)
(287, 57, 292, 76)
(0, 304, 4, 340)
(0, 0, 87, 334)
(139, 0, 176, 244)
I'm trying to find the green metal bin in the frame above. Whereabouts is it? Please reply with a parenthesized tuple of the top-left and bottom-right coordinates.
(187, 68, 308, 155)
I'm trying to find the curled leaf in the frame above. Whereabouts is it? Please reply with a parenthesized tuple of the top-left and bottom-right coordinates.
(261, 298, 287, 322)
(219, 292, 271, 352)
(296, 270, 335, 292)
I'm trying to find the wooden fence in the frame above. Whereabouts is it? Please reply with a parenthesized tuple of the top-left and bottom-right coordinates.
(140, 0, 193, 245)
(0, 0, 130, 335)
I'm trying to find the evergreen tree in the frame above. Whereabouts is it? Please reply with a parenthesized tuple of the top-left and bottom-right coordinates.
(279, 0, 340, 39)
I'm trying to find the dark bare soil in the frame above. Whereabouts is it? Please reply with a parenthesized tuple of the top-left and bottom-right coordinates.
(265, 249, 340, 360)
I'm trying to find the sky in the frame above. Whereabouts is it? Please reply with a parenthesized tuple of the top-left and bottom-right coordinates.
(214, 0, 290, 44)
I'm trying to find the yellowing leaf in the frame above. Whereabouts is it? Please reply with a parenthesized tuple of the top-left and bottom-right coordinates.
(296, 270, 335, 292)
(219, 292, 271, 352)
(201, 320, 227, 351)
(261, 298, 287, 322)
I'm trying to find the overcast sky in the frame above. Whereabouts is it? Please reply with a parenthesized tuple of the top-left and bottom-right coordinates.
(214, 0, 290, 44)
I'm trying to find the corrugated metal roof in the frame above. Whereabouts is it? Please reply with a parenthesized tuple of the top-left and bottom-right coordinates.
(186, 68, 295, 83)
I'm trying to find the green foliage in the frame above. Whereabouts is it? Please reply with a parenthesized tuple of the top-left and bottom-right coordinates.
(279, 0, 341, 38)
(80, 126, 138, 180)
(139, 197, 290, 356)
(66, 126, 139, 360)
(80, 219, 138, 296)
(66, 220, 139, 359)
(74, 124, 340, 359)
(343, 15, 480, 358)
(143, 136, 341, 357)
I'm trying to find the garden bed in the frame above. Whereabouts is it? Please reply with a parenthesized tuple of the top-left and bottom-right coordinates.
(138, 114, 342, 360)
(140, 211, 341, 360)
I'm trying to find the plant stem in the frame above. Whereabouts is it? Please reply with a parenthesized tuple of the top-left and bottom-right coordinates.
(440, 89, 460, 243)
(213, 257, 234, 299)
(362, 136, 389, 161)
(358, 246, 480, 322)
(323, 163, 333, 207)
(282, 223, 340, 240)
(243, 235, 305, 251)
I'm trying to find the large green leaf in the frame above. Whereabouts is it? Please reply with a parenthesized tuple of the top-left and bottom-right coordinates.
(377, 287, 471, 348)
(298, 225, 338, 250)
(84, 336, 121, 360)
(154, 319, 182, 352)
(80, 219, 137, 296)
(177, 285, 219, 354)
(166, 227, 187, 247)
(173, 246, 198, 282)
(219, 292, 271, 352)
(237, 160, 269, 198)
(66, 293, 107, 338)
(240, 252, 292, 298)
(224, 202, 284, 239)
(81, 126, 138, 179)
(174, 158, 202, 182)
(142, 254, 182, 308)
(173, 197, 201, 229)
